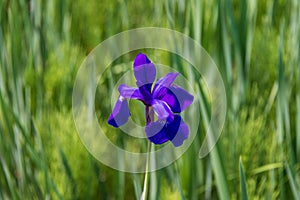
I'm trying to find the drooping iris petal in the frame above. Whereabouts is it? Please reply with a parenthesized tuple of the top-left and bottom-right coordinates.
(152, 99, 173, 120)
(170, 118, 189, 147)
(158, 85, 194, 113)
(145, 120, 168, 144)
(145, 115, 189, 146)
(118, 84, 143, 100)
(108, 97, 130, 127)
(152, 72, 179, 98)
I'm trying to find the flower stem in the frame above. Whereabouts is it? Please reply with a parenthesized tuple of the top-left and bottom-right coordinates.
(141, 106, 154, 200)
(141, 140, 151, 200)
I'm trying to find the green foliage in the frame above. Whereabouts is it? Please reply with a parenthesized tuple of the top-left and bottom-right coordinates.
(44, 42, 83, 109)
(1, 0, 300, 199)
(39, 110, 100, 199)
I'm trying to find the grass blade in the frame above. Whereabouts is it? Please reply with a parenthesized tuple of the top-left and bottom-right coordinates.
(239, 157, 248, 200)
(285, 162, 300, 199)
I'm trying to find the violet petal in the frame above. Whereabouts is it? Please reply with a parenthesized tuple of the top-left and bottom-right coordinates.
(108, 97, 130, 127)
(152, 72, 179, 98)
(152, 99, 173, 120)
(159, 85, 194, 113)
(133, 53, 151, 67)
(118, 84, 143, 100)
(133, 53, 156, 88)
(171, 117, 189, 147)
(145, 115, 189, 146)
(145, 120, 168, 144)
(137, 84, 153, 105)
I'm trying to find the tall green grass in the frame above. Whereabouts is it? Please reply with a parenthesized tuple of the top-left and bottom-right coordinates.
(1, 0, 300, 199)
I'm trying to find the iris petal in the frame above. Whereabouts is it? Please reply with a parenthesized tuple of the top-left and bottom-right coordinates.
(171, 118, 189, 147)
(133, 53, 156, 105)
(145, 120, 168, 144)
(133, 53, 156, 88)
(118, 84, 143, 100)
(108, 97, 130, 127)
(137, 84, 153, 105)
(159, 85, 194, 113)
(133, 53, 151, 67)
(152, 72, 179, 98)
(145, 115, 189, 146)
(152, 99, 173, 120)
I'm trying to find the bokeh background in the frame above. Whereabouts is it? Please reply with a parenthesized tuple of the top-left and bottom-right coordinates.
(1, 0, 300, 199)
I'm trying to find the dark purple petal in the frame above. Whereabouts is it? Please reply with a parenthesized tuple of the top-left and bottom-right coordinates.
(133, 53, 156, 95)
(171, 118, 189, 147)
(158, 85, 194, 113)
(118, 84, 143, 100)
(108, 97, 130, 127)
(133, 53, 151, 67)
(138, 84, 153, 105)
(152, 72, 179, 98)
(145, 120, 168, 144)
(152, 99, 173, 120)
(133, 53, 156, 105)
(145, 115, 189, 146)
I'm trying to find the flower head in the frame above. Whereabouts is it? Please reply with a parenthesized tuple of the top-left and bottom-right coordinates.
(108, 53, 194, 147)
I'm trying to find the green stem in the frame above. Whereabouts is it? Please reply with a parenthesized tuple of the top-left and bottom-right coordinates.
(141, 141, 151, 200)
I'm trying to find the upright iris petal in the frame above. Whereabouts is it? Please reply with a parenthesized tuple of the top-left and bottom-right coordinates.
(108, 53, 194, 147)
(133, 53, 156, 105)
(133, 53, 151, 67)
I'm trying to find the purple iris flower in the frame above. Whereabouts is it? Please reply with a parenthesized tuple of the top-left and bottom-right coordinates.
(108, 53, 194, 147)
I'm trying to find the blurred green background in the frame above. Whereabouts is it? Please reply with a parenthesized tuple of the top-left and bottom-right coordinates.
(0, 0, 300, 199)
